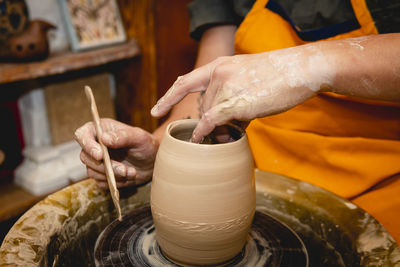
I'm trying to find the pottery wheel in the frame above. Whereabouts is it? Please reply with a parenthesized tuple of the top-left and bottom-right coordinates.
(94, 206, 308, 267)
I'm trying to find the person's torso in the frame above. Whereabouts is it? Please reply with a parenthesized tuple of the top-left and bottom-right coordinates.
(235, 0, 400, 198)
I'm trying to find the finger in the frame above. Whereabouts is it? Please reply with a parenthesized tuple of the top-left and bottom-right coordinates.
(80, 150, 103, 173)
(190, 112, 222, 143)
(199, 76, 220, 114)
(101, 127, 155, 153)
(87, 167, 106, 181)
(74, 122, 103, 161)
(190, 101, 240, 143)
(116, 180, 136, 188)
(151, 63, 215, 117)
(134, 169, 153, 185)
(97, 181, 109, 189)
(81, 150, 136, 179)
(111, 161, 138, 179)
(212, 125, 235, 143)
(96, 179, 135, 189)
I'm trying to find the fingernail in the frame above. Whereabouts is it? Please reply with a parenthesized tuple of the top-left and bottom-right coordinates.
(190, 132, 196, 143)
(91, 148, 101, 159)
(151, 96, 167, 116)
(116, 165, 126, 177)
(150, 104, 159, 116)
(127, 167, 136, 178)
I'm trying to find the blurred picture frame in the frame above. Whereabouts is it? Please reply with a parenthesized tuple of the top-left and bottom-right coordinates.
(58, 0, 126, 51)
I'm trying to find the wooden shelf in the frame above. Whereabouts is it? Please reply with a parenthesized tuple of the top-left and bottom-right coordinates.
(0, 39, 140, 85)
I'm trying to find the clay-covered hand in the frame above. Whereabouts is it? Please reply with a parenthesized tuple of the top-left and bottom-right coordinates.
(74, 118, 159, 188)
(151, 44, 331, 142)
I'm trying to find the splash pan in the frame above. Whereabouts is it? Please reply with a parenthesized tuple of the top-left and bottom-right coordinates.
(1, 170, 399, 266)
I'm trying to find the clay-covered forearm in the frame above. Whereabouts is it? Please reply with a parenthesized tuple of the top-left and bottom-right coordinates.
(151, 33, 400, 142)
(317, 33, 400, 101)
(152, 25, 237, 141)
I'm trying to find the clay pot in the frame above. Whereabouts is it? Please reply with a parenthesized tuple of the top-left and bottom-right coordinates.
(151, 119, 256, 266)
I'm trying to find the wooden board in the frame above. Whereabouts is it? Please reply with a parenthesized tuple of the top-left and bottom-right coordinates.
(0, 182, 44, 222)
(0, 40, 140, 85)
(45, 73, 116, 145)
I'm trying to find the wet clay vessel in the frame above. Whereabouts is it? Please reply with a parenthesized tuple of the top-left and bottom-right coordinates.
(151, 119, 256, 266)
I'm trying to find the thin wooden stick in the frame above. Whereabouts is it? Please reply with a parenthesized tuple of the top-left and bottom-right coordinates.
(84, 85, 122, 221)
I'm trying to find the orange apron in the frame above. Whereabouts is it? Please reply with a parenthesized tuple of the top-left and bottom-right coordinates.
(235, 0, 400, 244)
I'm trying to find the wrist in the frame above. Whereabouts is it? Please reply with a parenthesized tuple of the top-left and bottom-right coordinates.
(304, 43, 336, 94)
(266, 44, 335, 95)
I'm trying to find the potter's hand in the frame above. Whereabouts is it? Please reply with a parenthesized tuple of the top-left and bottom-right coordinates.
(151, 45, 331, 142)
(74, 118, 159, 188)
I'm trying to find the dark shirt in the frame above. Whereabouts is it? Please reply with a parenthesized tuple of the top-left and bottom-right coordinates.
(187, 0, 254, 41)
(187, 0, 400, 41)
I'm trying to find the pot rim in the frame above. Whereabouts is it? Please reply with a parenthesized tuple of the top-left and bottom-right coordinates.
(165, 119, 247, 147)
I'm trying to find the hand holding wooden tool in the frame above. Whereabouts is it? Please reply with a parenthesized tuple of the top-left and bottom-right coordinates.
(84, 85, 122, 221)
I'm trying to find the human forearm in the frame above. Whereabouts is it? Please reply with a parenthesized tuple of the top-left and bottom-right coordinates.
(152, 33, 400, 142)
(321, 33, 400, 101)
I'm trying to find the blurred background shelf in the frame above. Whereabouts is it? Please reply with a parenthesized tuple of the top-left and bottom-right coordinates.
(0, 40, 140, 85)
(0, 0, 198, 244)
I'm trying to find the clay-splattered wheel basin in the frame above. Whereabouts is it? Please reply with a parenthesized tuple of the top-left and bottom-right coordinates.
(1, 169, 399, 266)
(94, 207, 308, 266)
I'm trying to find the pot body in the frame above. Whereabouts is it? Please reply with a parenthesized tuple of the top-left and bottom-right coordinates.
(150, 119, 256, 266)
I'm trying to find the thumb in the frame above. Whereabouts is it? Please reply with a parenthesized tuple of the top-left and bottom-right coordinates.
(101, 127, 151, 149)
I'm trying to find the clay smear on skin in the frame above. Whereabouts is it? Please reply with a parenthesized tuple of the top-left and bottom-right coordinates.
(342, 35, 372, 51)
(249, 69, 262, 85)
(211, 94, 259, 120)
(306, 48, 335, 92)
(360, 77, 379, 95)
(268, 45, 335, 93)
(152, 76, 184, 115)
(393, 67, 400, 78)
(338, 36, 388, 97)
(74, 127, 86, 146)
(217, 81, 245, 101)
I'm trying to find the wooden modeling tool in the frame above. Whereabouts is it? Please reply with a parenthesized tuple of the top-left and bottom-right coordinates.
(84, 85, 122, 221)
